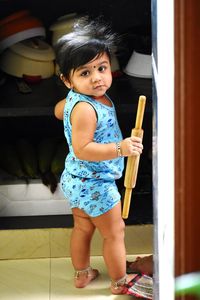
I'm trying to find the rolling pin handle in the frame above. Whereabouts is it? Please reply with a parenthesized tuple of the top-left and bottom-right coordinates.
(122, 188, 132, 219)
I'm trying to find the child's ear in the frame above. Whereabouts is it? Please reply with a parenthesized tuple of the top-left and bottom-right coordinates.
(64, 80, 72, 89)
(60, 74, 72, 89)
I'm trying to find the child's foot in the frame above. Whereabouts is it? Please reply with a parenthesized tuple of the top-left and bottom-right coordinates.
(111, 274, 138, 295)
(74, 266, 99, 288)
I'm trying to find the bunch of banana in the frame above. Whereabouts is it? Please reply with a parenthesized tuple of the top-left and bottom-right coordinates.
(37, 137, 58, 174)
(0, 142, 27, 180)
(0, 137, 69, 193)
(16, 138, 39, 178)
(51, 139, 68, 176)
(37, 137, 58, 193)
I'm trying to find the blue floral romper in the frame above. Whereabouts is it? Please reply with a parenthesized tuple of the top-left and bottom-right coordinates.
(60, 89, 124, 217)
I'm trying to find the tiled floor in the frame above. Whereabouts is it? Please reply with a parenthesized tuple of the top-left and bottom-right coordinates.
(0, 225, 153, 260)
(0, 225, 153, 299)
(0, 255, 148, 300)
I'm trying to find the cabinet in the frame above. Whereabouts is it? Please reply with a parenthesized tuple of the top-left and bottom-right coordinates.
(0, 0, 152, 228)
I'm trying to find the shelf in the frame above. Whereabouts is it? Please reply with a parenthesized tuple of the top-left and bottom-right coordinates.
(109, 75, 152, 113)
(0, 76, 67, 117)
(0, 74, 152, 117)
(0, 107, 55, 117)
(0, 180, 72, 217)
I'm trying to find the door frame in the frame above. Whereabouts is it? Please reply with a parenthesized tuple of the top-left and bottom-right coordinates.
(153, 0, 200, 299)
(175, 0, 200, 277)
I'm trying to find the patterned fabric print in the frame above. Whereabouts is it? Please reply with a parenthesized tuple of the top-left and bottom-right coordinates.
(60, 90, 124, 217)
(61, 171, 121, 217)
(126, 274, 153, 299)
(60, 89, 124, 217)
(63, 90, 124, 181)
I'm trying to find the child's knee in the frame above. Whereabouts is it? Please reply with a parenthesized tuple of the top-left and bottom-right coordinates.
(103, 219, 125, 240)
(74, 223, 94, 236)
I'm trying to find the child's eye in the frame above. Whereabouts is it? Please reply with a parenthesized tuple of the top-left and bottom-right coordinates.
(80, 70, 90, 77)
(98, 66, 106, 72)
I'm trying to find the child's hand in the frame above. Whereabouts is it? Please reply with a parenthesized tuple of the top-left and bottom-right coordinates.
(120, 136, 143, 157)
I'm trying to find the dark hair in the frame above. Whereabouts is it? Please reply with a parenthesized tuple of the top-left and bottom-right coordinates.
(54, 16, 117, 80)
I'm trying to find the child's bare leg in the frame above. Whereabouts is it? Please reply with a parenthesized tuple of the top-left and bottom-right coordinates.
(71, 208, 99, 288)
(91, 202, 135, 293)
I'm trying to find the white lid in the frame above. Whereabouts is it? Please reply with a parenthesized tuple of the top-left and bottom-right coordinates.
(124, 51, 152, 78)
(10, 38, 55, 61)
(50, 13, 77, 31)
(0, 27, 45, 53)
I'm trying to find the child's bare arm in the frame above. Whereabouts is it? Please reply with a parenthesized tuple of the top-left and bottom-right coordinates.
(54, 99, 65, 120)
(71, 102, 143, 161)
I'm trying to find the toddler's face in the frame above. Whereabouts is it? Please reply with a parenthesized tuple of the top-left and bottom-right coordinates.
(64, 52, 112, 99)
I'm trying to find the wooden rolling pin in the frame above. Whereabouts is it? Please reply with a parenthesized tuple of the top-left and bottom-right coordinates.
(122, 95, 146, 219)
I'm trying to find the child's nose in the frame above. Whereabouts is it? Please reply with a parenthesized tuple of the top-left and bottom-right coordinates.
(92, 77, 101, 83)
(91, 72, 101, 83)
